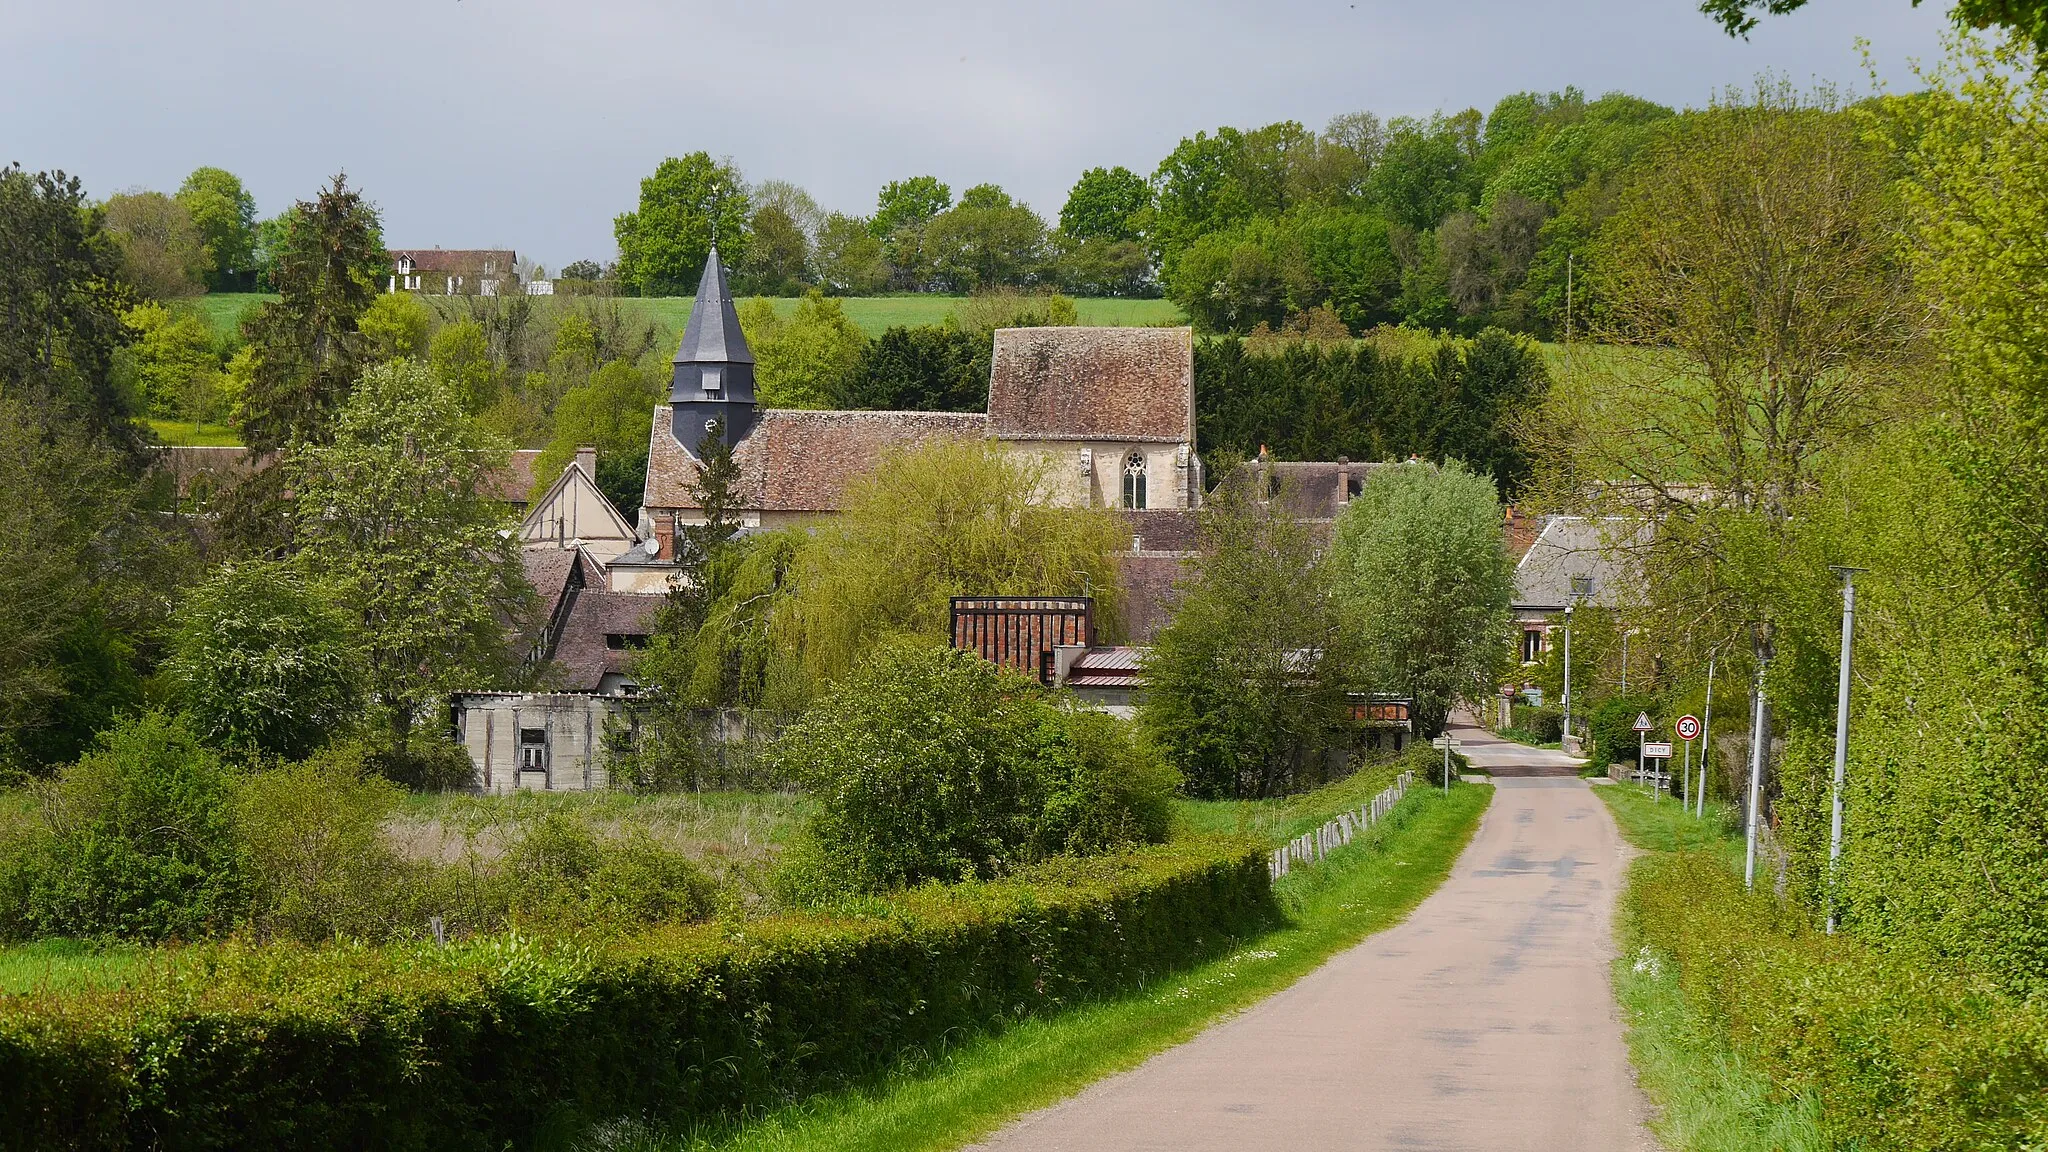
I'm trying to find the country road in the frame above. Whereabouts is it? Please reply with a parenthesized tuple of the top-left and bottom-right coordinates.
(968, 722, 1657, 1152)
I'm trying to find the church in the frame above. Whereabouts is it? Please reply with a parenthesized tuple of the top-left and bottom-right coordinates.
(606, 250, 1203, 594)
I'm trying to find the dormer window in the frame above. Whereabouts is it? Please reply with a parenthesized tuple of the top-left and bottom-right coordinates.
(702, 365, 722, 393)
(1122, 451, 1147, 510)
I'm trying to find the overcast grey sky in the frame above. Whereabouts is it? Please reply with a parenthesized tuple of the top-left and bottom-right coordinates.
(2, 0, 1948, 271)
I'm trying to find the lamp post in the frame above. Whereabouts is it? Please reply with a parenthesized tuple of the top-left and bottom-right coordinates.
(1621, 628, 1638, 695)
(1560, 601, 1576, 748)
(1826, 567, 1863, 934)
(1698, 654, 1716, 819)
(1744, 662, 1769, 891)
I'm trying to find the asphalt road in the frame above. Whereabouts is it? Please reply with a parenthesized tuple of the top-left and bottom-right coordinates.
(968, 724, 1656, 1152)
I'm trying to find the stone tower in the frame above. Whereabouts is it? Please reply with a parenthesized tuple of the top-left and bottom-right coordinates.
(667, 247, 758, 453)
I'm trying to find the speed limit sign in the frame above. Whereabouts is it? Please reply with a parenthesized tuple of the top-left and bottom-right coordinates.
(1676, 714, 1701, 741)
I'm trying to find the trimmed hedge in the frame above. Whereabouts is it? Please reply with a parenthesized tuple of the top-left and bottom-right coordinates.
(0, 835, 1273, 1151)
(1507, 703, 1562, 742)
(1622, 852, 2048, 1151)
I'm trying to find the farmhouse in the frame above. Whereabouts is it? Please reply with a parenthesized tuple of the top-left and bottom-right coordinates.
(387, 247, 517, 295)
(1510, 515, 1646, 672)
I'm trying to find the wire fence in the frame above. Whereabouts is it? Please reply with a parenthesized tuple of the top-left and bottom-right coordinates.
(1268, 770, 1416, 880)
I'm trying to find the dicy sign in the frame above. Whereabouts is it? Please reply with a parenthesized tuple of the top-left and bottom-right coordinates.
(1642, 741, 1674, 759)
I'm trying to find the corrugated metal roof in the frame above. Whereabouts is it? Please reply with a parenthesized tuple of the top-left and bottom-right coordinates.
(1074, 646, 1143, 671)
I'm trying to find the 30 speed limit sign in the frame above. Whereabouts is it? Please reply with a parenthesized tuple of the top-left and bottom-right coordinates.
(1676, 714, 1702, 742)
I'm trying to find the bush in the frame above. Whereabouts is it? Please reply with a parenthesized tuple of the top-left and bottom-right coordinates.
(484, 813, 718, 932)
(1587, 694, 1656, 766)
(236, 745, 421, 943)
(1508, 703, 1562, 742)
(1622, 852, 2048, 1151)
(0, 836, 1273, 1150)
(6, 714, 249, 942)
(364, 734, 476, 791)
(767, 644, 1176, 893)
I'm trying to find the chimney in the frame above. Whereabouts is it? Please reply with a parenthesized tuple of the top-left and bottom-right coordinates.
(1336, 455, 1351, 514)
(575, 445, 598, 478)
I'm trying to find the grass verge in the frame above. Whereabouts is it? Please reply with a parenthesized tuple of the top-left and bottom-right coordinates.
(1598, 782, 1825, 1151)
(573, 780, 1491, 1152)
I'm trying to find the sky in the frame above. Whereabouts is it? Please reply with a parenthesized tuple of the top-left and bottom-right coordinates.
(2, 0, 1952, 272)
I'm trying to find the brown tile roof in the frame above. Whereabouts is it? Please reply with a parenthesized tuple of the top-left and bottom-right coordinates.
(482, 449, 543, 505)
(1116, 552, 1190, 644)
(644, 406, 991, 513)
(550, 590, 659, 692)
(1219, 459, 1394, 521)
(520, 547, 584, 636)
(1119, 509, 1203, 553)
(988, 327, 1194, 443)
(388, 248, 516, 274)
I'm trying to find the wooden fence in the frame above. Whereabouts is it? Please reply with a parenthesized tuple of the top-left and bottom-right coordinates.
(1268, 770, 1416, 880)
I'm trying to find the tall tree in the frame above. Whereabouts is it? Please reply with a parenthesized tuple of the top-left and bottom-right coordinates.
(287, 360, 529, 752)
(613, 153, 751, 297)
(1329, 461, 1513, 737)
(924, 184, 1048, 291)
(869, 175, 952, 239)
(237, 174, 383, 452)
(101, 191, 207, 300)
(813, 212, 890, 295)
(0, 165, 137, 451)
(176, 167, 258, 290)
(1140, 473, 1354, 799)
(1059, 166, 1153, 242)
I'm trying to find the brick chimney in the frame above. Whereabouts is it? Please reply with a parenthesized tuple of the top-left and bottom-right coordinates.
(1336, 455, 1351, 515)
(575, 445, 598, 478)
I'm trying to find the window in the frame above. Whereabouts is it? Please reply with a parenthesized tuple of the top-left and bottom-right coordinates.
(605, 633, 650, 650)
(1522, 629, 1545, 664)
(1570, 575, 1595, 598)
(1121, 451, 1147, 510)
(518, 727, 547, 772)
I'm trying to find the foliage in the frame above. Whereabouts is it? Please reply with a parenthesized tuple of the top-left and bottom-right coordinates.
(175, 167, 258, 290)
(0, 165, 139, 449)
(1622, 852, 2048, 1151)
(115, 302, 222, 422)
(235, 745, 416, 942)
(736, 291, 868, 408)
(427, 318, 500, 414)
(813, 212, 891, 295)
(164, 560, 361, 760)
(1586, 694, 1658, 768)
(1194, 327, 1548, 496)
(0, 835, 1270, 1150)
(1330, 461, 1514, 737)
(1141, 475, 1355, 799)
(613, 153, 751, 297)
(1700, 0, 2048, 57)
(236, 174, 384, 452)
(870, 175, 953, 239)
(287, 360, 529, 752)
(532, 358, 662, 515)
(100, 191, 207, 301)
(1508, 703, 1563, 742)
(356, 291, 432, 360)
(829, 324, 989, 411)
(945, 287, 1079, 335)
(4, 713, 248, 942)
(924, 185, 1049, 292)
(1059, 165, 1153, 243)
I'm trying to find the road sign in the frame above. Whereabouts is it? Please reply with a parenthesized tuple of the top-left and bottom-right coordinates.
(1643, 741, 1673, 759)
(1676, 715, 1701, 741)
(1632, 711, 1654, 732)
(1431, 735, 1461, 749)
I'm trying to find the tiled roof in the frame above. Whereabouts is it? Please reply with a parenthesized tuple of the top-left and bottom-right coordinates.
(1513, 516, 1647, 611)
(645, 406, 991, 513)
(988, 327, 1194, 443)
(1220, 459, 1394, 521)
(482, 450, 543, 505)
(520, 547, 584, 636)
(1119, 509, 1203, 553)
(388, 248, 516, 273)
(550, 590, 659, 692)
(1116, 552, 1190, 643)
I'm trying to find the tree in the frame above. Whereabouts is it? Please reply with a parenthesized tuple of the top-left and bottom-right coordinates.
(1140, 474, 1354, 799)
(287, 359, 530, 753)
(813, 212, 891, 295)
(870, 175, 952, 239)
(532, 357, 663, 514)
(737, 202, 811, 295)
(118, 302, 224, 422)
(356, 291, 432, 360)
(736, 292, 869, 408)
(237, 174, 383, 452)
(1700, 0, 2048, 57)
(165, 560, 361, 759)
(613, 153, 751, 297)
(1329, 461, 1514, 737)
(0, 165, 137, 450)
(176, 167, 258, 290)
(830, 324, 988, 411)
(1059, 166, 1152, 242)
(101, 191, 207, 300)
(427, 318, 499, 414)
(924, 184, 1049, 291)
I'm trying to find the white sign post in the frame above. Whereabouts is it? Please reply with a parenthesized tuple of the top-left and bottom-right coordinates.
(1432, 734, 1461, 795)
(1675, 715, 1701, 812)
(1633, 712, 1655, 799)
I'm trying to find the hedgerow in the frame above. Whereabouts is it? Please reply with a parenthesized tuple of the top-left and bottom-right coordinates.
(1620, 852, 2048, 1151)
(0, 833, 1272, 1151)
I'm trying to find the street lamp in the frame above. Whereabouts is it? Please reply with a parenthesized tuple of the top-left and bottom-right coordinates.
(1560, 601, 1575, 747)
(1621, 627, 1640, 694)
(1826, 567, 1864, 934)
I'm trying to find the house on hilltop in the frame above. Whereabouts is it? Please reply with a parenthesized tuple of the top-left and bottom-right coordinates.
(388, 248, 517, 296)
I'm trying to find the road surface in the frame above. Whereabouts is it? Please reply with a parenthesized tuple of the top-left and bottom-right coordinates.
(968, 722, 1655, 1152)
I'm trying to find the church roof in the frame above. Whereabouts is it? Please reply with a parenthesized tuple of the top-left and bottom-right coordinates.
(672, 247, 753, 366)
(988, 326, 1193, 443)
(644, 407, 990, 514)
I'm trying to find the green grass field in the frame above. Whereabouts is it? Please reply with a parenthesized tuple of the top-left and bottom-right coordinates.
(1596, 783, 1822, 1151)
(574, 780, 1491, 1152)
(146, 419, 242, 446)
(192, 292, 1184, 343)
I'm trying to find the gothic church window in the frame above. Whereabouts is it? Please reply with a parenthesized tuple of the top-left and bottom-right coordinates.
(1122, 451, 1147, 510)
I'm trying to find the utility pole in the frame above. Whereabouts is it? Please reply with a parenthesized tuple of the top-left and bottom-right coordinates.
(1698, 654, 1715, 819)
(1827, 568, 1863, 934)
(1744, 662, 1769, 891)
(1560, 602, 1575, 749)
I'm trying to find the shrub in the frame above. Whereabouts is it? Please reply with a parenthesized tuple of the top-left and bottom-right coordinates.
(1587, 694, 1656, 766)
(236, 744, 421, 943)
(486, 813, 718, 932)
(1622, 852, 2048, 1151)
(0, 836, 1273, 1150)
(8, 713, 249, 942)
(1508, 703, 1562, 742)
(364, 733, 476, 791)
(768, 644, 1175, 893)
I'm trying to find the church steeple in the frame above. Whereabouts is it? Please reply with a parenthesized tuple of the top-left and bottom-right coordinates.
(668, 247, 758, 452)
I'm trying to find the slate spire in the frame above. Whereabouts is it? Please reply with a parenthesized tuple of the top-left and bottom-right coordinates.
(668, 247, 759, 451)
